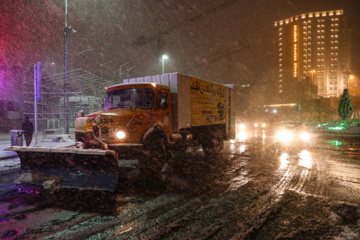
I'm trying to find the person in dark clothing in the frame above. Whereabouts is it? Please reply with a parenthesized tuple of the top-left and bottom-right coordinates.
(22, 116, 34, 146)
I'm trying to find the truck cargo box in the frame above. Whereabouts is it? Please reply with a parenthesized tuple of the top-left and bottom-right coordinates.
(123, 73, 235, 140)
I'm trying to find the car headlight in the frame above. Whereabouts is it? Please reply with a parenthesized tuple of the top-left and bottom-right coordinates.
(276, 130, 293, 143)
(300, 132, 311, 142)
(116, 131, 126, 139)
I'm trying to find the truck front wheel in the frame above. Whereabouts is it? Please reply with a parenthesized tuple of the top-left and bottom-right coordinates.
(201, 135, 224, 155)
(140, 139, 166, 174)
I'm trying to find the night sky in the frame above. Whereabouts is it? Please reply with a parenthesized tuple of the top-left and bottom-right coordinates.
(1, 0, 360, 96)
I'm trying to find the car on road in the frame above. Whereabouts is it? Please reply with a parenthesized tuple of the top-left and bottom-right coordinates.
(274, 121, 312, 146)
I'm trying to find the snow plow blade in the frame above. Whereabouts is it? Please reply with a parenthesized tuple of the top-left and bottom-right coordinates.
(4, 146, 119, 192)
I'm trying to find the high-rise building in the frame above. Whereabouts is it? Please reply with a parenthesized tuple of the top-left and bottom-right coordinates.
(274, 10, 351, 101)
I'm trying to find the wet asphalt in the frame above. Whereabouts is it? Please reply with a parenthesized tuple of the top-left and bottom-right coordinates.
(0, 129, 359, 239)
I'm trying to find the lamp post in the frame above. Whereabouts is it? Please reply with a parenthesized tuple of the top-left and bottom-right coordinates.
(310, 70, 316, 121)
(161, 55, 168, 74)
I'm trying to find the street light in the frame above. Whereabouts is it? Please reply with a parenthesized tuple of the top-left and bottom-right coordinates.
(162, 55, 168, 74)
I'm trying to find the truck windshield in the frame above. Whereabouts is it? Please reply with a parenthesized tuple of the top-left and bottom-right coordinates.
(104, 87, 154, 110)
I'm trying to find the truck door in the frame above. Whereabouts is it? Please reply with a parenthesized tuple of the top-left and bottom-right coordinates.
(156, 91, 172, 138)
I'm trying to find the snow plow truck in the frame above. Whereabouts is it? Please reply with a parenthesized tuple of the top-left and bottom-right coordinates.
(6, 73, 235, 191)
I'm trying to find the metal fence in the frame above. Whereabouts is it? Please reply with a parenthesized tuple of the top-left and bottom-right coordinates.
(23, 69, 121, 135)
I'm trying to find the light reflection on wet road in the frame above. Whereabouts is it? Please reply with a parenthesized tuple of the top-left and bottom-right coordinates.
(236, 128, 360, 204)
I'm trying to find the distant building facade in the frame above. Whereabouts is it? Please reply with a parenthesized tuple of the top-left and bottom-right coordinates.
(274, 10, 351, 102)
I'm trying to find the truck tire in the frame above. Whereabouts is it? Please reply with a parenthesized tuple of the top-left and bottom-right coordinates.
(201, 135, 224, 155)
(141, 139, 166, 174)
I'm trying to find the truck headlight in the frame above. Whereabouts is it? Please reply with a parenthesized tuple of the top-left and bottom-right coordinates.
(300, 132, 311, 142)
(116, 131, 126, 139)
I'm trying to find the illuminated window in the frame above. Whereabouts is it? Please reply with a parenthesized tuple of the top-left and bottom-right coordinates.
(322, 12, 327, 17)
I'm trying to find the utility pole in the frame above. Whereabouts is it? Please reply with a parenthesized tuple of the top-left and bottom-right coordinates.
(63, 0, 75, 134)
(64, 0, 69, 134)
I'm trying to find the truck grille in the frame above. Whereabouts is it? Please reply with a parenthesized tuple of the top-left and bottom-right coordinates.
(101, 128, 116, 141)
